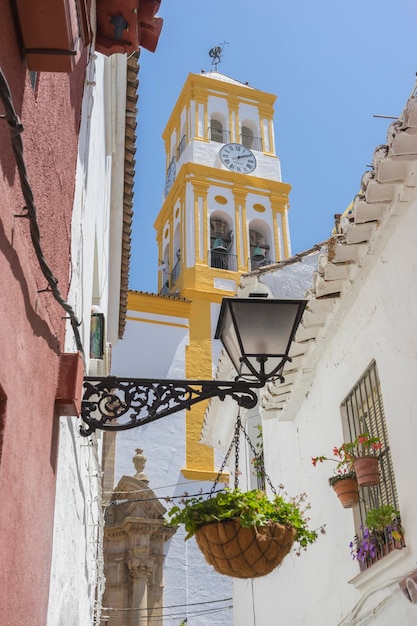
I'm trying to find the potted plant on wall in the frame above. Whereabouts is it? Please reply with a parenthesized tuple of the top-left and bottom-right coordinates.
(167, 488, 320, 579)
(349, 505, 404, 565)
(312, 447, 359, 508)
(312, 433, 382, 499)
(342, 433, 382, 487)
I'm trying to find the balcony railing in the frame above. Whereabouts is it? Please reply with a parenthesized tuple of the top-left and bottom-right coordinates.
(171, 258, 181, 285)
(159, 279, 170, 296)
(250, 256, 272, 271)
(209, 251, 237, 271)
(240, 134, 263, 152)
(177, 135, 186, 160)
(209, 127, 231, 144)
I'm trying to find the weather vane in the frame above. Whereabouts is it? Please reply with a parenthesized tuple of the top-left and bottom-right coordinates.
(209, 41, 228, 71)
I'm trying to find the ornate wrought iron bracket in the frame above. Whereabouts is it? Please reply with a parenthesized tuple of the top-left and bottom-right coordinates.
(80, 376, 262, 437)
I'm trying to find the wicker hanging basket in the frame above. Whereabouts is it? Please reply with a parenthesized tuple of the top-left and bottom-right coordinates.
(195, 518, 296, 578)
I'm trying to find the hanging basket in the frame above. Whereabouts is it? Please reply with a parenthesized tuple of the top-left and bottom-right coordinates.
(331, 477, 359, 509)
(195, 518, 296, 578)
(353, 456, 380, 487)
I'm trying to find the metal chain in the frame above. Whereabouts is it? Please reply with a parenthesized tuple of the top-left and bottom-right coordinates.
(209, 411, 277, 496)
(234, 412, 241, 489)
(209, 414, 242, 495)
(239, 423, 277, 496)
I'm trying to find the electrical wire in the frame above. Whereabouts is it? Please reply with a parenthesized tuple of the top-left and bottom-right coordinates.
(102, 603, 233, 622)
(0, 66, 84, 359)
(104, 487, 226, 512)
(102, 597, 233, 612)
(104, 477, 219, 496)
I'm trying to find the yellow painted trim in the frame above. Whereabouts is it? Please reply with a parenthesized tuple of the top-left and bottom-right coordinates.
(181, 468, 229, 483)
(272, 210, 282, 261)
(228, 95, 239, 143)
(126, 316, 189, 330)
(185, 299, 214, 472)
(268, 118, 274, 155)
(233, 188, 248, 271)
(260, 115, 266, 154)
(162, 72, 277, 151)
(155, 163, 290, 219)
(191, 180, 209, 263)
(180, 187, 186, 274)
(194, 97, 198, 139)
(155, 72, 290, 478)
(128, 291, 191, 317)
(228, 105, 234, 143)
(282, 208, 291, 257)
(204, 98, 208, 139)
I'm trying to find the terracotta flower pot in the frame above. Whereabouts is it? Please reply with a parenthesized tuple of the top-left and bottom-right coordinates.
(353, 456, 380, 487)
(332, 477, 359, 508)
(195, 519, 296, 578)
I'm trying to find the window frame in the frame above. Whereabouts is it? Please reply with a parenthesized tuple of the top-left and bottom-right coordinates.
(341, 360, 404, 569)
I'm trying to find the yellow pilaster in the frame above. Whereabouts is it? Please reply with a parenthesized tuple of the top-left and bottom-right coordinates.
(192, 180, 210, 264)
(228, 95, 239, 143)
(271, 193, 290, 261)
(258, 103, 274, 154)
(233, 188, 248, 271)
(184, 298, 215, 473)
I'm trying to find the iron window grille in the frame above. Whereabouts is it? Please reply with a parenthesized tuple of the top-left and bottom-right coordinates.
(341, 360, 404, 569)
(209, 126, 230, 144)
(209, 251, 237, 271)
(240, 133, 263, 152)
(171, 256, 181, 285)
(177, 135, 186, 159)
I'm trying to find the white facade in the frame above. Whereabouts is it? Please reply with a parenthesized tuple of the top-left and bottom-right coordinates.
(203, 89, 417, 624)
(111, 304, 234, 626)
(47, 52, 130, 626)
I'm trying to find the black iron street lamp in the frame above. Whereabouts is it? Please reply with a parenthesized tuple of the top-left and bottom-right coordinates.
(80, 298, 306, 436)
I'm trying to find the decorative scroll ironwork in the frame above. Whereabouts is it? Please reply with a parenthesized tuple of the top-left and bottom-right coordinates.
(80, 376, 261, 437)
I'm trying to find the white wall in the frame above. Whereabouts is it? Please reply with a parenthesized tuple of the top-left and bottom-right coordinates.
(47, 52, 128, 626)
(112, 312, 234, 626)
(232, 185, 417, 624)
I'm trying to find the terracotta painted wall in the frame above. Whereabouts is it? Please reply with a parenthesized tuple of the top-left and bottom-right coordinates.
(0, 2, 87, 624)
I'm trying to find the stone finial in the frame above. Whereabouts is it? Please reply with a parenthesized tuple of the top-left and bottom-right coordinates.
(132, 448, 148, 483)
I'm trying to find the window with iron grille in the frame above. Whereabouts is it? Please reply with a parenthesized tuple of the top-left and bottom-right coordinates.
(341, 360, 404, 568)
(246, 415, 265, 492)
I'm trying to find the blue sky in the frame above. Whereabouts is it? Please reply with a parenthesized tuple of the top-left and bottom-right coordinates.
(129, 0, 417, 293)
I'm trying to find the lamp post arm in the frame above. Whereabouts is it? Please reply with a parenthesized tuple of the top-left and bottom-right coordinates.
(80, 376, 262, 436)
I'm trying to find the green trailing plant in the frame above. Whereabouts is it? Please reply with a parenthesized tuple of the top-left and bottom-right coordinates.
(350, 505, 403, 563)
(167, 488, 321, 554)
(251, 424, 264, 479)
(365, 505, 402, 538)
(327, 470, 356, 487)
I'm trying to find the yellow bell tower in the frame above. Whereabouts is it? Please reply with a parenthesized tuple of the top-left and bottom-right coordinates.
(153, 71, 292, 479)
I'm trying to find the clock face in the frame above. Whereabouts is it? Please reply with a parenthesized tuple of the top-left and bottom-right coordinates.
(164, 158, 176, 197)
(219, 143, 256, 174)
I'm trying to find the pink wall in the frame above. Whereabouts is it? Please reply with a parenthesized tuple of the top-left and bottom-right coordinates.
(0, 2, 87, 624)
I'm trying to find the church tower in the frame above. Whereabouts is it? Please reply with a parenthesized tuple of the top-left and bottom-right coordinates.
(156, 70, 292, 298)
(153, 70, 293, 479)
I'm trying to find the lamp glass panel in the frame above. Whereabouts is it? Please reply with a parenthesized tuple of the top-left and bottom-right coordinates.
(215, 301, 243, 375)
(216, 298, 306, 380)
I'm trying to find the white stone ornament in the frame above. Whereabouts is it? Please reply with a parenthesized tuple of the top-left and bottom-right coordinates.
(219, 143, 256, 174)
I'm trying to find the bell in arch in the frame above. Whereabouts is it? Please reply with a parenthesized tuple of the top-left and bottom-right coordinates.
(212, 237, 228, 253)
(252, 245, 265, 261)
